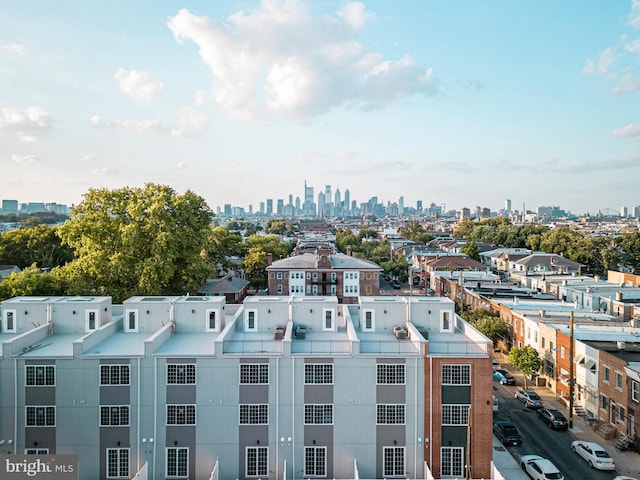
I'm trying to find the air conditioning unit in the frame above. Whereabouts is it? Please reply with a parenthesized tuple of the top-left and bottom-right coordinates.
(274, 324, 285, 340)
(393, 324, 408, 339)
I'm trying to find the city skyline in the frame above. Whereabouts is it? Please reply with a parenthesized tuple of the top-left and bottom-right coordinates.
(2, 1, 640, 214)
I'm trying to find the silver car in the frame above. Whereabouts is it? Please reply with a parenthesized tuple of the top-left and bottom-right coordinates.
(514, 390, 544, 409)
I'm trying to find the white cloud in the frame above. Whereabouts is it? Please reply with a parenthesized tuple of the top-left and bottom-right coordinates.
(612, 121, 640, 138)
(195, 90, 208, 105)
(336, 149, 357, 159)
(582, 47, 616, 76)
(11, 154, 40, 163)
(0, 106, 51, 142)
(611, 74, 640, 94)
(630, 0, 640, 28)
(90, 115, 166, 134)
(81, 154, 97, 162)
(176, 161, 188, 169)
(171, 108, 209, 138)
(625, 37, 640, 53)
(114, 68, 164, 103)
(0, 43, 26, 55)
(167, 2, 437, 120)
(92, 167, 118, 175)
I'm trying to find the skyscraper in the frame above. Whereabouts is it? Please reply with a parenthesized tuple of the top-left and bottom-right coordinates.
(344, 189, 351, 216)
(505, 199, 512, 214)
(303, 181, 315, 216)
(266, 199, 273, 216)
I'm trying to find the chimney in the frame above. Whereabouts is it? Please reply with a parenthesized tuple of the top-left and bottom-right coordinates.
(267, 252, 273, 265)
(617, 341, 626, 351)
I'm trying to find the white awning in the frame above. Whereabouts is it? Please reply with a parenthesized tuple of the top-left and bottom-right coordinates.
(584, 359, 596, 371)
(574, 354, 584, 365)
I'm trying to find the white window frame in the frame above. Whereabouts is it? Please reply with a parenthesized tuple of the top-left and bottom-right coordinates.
(441, 310, 453, 332)
(124, 309, 138, 332)
(106, 448, 129, 479)
(442, 404, 470, 425)
(632, 381, 639, 403)
(377, 363, 405, 385)
(560, 346, 565, 359)
(100, 364, 130, 386)
(304, 404, 333, 425)
(100, 405, 130, 427)
(167, 364, 196, 385)
(246, 310, 257, 332)
(304, 446, 327, 477)
(603, 365, 610, 384)
(166, 404, 196, 425)
(246, 446, 268, 477)
(441, 446, 464, 477)
(304, 363, 334, 384)
(376, 404, 406, 424)
(276, 272, 283, 280)
(239, 404, 269, 424)
(383, 446, 405, 477)
(3, 309, 16, 333)
(363, 310, 375, 332)
(86, 309, 98, 332)
(240, 364, 269, 384)
(442, 364, 471, 385)
(166, 447, 189, 478)
(25, 365, 55, 386)
(25, 406, 56, 427)
(277, 284, 283, 294)
(322, 308, 334, 331)
(205, 309, 218, 332)
(25, 448, 49, 455)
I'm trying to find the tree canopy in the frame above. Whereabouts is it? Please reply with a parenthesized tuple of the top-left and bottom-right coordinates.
(57, 184, 214, 303)
(399, 220, 434, 244)
(508, 345, 542, 388)
(462, 307, 509, 347)
(0, 224, 74, 269)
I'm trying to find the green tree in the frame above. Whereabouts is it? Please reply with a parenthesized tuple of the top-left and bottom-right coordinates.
(335, 228, 361, 254)
(400, 220, 434, 244)
(0, 225, 74, 269)
(244, 234, 291, 260)
(462, 308, 509, 347)
(0, 265, 67, 300)
(508, 345, 541, 389)
(57, 184, 214, 303)
(243, 247, 269, 287)
(265, 219, 286, 235)
(460, 240, 480, 261)
(617, 232, 640, 273)
(206, 226, 245, 276)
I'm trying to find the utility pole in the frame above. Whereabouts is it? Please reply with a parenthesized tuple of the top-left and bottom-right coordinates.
(569, 310, 575, 429)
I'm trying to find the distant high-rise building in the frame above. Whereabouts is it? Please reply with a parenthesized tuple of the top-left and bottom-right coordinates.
(303, 181, 315, 216)
(277, 199, 284, 215)
(621, 206, 628, 218)
(224, 204, 232, 216)
(461, 207, 471, 220)
(295, 196, 301, 212)
(416, 200, 423, 212)
(334, 188, 341, 210)
(1, 199, 18, 215)
(249, 204, 253, 215)
(288, 194, 293, 206)
(399, 196, 404, 215)
(505, 199, 512, 213)
(481, 207, 491, 219)
(260, 202, 265, 215)
(634, 205, 640, 218)
(266, 199, 273, 216)
(317, 192, 326, 217)
(344, 189, 351, 215)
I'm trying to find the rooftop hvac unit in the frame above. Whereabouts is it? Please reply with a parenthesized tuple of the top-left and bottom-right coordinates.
(393, 324, 408, 339)
(274, 324, 285, 340)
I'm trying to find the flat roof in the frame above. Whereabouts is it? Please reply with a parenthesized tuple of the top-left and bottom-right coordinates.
(84, 332, 149, 357)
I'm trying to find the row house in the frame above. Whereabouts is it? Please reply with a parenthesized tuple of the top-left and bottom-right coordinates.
(266, 247, 382, 304)
(0, 293, 493, 480)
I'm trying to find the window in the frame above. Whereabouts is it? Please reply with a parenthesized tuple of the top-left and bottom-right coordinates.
(246, 447, 268, 477)
(541, 338, 546, 349)
(377, 364, 405, 384)
(304, 404, 333, 424)
(166, 447, 188, 478)
(240, 364, 269, 384)
(107, 448, 129, 479)
(312, 285, 318, 295)
(331, 272, 336, 281)
(305, 447, 326, 477)
(304, 364, 333, 384)
(560, 346, 565, 359)
(441, 447, 464, 477)
(25, 448, 49, 455)
(239, 404, 268, 424)
(441, 311, 452, 332)
(442, 364, 471, 385)
(26, 406, 55, 427)
(312, 273, 318, 281)
(206, 310, 217, 331)
(363, 310, 374, 331)
(323, 309, 334, 331)
(26, 365, 55, 386)
(376, 404, 405, 424)
(442, 405, 470, 425)
(632, 381, 639, 402)
(619, 405, 625, 423)
(615, 372, 623, 391)
(277, 285, 283, 294)
(86, 310, 98, 331)
(601, 394, 608, 410)
(383, 447, 405, 477)
(277, 272, 283, 279)
(125, 309, 138, 332)
(603, 366, 610, 384)
(167, 405, 196, 425)
(100, 406, 130, 426)
(307, 272, 311, 279)
(246, 310, 257, 331)
(306, 285, 311, 294)
(3, 310, 16, 333)
(100, 365, 130, 386)
(167, 364, 196, 384)
(330, 285, 336, 295)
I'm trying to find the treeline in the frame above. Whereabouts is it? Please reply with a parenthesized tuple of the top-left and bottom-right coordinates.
(453, 217, 640, 274)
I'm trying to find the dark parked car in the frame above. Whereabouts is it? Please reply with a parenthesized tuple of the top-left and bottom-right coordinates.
(493, 420, 523, 446)
(391, 280, 401, 289)
(537, 408, 569, 430)
(493, 369, 516, 385)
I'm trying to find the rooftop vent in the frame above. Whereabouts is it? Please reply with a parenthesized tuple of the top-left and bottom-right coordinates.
(274, 324, 285, 340)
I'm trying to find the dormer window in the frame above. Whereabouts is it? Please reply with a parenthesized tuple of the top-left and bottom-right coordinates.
(125, 310, 138, 332)
(206, 310, 218, 332)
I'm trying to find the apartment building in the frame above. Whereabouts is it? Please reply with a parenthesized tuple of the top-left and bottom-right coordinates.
(266, 247, 382, 303)
(0, 294, 492, 480)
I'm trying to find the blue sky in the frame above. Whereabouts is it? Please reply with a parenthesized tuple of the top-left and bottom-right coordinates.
(1, 1, 639, 215)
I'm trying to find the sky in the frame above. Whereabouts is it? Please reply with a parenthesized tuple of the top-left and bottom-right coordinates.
(1, 1, 640, 216)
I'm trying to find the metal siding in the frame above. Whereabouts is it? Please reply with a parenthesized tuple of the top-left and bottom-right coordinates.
(303, 425, 333, 478)
(166, 384, 196, 404)
(441, 426, 467, 447)
(239, 384, 269, 403)
(25, 428, 56, 453)
(303, 385, 333, 403)
(376, 385, 406, 403)
(25, 387, 55, 405)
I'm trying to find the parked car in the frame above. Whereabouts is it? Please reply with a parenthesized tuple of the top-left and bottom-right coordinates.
(493, 420, 523, 446)
(537, 408, 568, 430)
(520, 455, 564, 480)
(492, 395, 499, 415)
(492, 358, 501, 370)
(514, 390, 544, 409)
(391, 280, 401, 289)
(493, 369, 516, 385)
(570, 441, 615, 470)
(383, 274, 391, 281)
